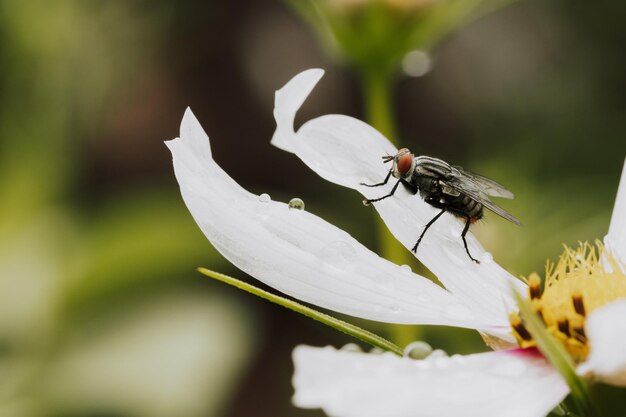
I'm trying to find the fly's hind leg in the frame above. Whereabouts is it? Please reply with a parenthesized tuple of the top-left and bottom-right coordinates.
(411, 208, 446, 252)
(461, 217, 480, 264)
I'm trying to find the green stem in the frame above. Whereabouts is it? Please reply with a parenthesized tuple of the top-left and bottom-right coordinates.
(198, 268, 404, 356)
(362, 71, 398, 142)
(515, 292, 597, 417)
(360, 70, 422, 348)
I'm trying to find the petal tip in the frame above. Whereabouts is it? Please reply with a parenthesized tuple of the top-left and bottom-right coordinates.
(271, 68, 325, 151)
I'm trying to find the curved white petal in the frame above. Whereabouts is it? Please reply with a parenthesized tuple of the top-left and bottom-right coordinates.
(271, 70, 526, 323)
(605, 159, 626, 271)
(577, 299, 626, 386)
(293, 345, 568, 417)
(166, 108, 508, 333)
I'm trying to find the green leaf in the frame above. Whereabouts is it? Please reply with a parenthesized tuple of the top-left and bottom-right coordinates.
(198, 268, 404, 356)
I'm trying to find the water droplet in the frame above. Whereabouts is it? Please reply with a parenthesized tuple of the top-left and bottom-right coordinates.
(429, 349, 449, 359)
(400, 264, 412, 274)
(288, 197, 305, 211)
(404, 341, 433, 359)
(443, 303, 475, 321)
(340, 343, 362, 353)
(258, 193, 271, 203)
(481, 252, 493, 264)
(369, 347, 385, 355)
(402, 50, 432, 77)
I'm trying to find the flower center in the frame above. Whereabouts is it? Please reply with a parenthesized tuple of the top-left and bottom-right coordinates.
(510, 242, 626, 363)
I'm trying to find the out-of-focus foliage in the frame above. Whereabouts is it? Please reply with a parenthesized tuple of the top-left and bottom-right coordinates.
(0, 2, 257, 417)
(289, 0, 518, 77)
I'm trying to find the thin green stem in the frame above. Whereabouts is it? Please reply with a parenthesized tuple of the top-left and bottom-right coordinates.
(515, 292, 598, 417)
(360, 70, 423, 347)
(198, 268, 404, 356)
(362, 71, 398, 142)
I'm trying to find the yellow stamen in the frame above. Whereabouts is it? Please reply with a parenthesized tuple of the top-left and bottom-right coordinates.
(510, 241, 626, 363)
(571, 291, 586, 316)
(528, 273, 542, 300)
(509, 313, 532, 342)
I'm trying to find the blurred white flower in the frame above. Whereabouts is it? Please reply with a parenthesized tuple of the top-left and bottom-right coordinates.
(167, 69, 626, 417)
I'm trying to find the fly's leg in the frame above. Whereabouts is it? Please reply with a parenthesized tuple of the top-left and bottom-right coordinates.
(461, 217, 480, 264)
(411, 208, 446, 252)
(360, 171, 391, 188)
(363, 179, 401, 206)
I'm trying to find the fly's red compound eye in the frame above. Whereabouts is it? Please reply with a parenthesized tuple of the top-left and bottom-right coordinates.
(396, 153, 413, 176)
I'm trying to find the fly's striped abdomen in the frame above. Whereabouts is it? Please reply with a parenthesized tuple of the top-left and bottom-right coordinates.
(443, 193, 483, 220)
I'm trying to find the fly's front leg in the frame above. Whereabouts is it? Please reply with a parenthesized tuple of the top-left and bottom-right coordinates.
(461, 217, 480, 264)
(360, 170, 391, 188)
(363, 179, 401, 206)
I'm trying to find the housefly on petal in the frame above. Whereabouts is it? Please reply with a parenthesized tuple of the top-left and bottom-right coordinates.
(361, 148, 520, 264)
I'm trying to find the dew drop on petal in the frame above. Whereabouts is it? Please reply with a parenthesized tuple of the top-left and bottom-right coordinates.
(288, 197, 305, 211)
(400, 264, 412, 274)
(370, 347, 385, 355)
(428, 349, 449, 360)
(427, 353, 450, 371)
(340, 343, 362, 353)
(258, 193, 271, 203)
(403, 341, 433, 359)
(481, 252, 494, 264)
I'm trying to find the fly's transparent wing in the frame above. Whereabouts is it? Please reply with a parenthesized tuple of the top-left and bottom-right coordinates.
(415, 156, 521, 225)
(445, 177, 522, 225)
(453, 167, 514, 199)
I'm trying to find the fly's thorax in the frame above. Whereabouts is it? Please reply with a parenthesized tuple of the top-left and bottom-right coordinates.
(510, 242, 626, 363)
(413, 173, 440, 195)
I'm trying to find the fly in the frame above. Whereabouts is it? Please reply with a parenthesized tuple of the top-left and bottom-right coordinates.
(361, 148, 521, 264)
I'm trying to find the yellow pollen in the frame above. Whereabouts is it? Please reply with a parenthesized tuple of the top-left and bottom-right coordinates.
(512, 241, 626, 363)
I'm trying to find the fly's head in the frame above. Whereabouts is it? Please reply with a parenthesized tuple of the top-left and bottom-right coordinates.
(384, 148, 415, 179)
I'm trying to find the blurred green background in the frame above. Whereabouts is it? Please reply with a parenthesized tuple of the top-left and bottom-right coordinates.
(0, 1, 624, 416)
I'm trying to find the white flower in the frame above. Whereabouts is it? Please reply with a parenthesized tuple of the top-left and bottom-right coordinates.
(166, 69, 626, 417)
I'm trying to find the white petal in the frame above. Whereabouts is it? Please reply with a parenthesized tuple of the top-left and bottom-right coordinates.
(293, 345, 568, 417)
(605, 159, 626, 270)
(577, 299, 626, 386)
(166, 108, 508, 333)
(271, 70, 526, 323)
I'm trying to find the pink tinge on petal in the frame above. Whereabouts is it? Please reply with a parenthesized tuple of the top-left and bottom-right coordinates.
(166, 108, 509, 333)
(293, 345, 569, 417)
(271, 70, 526, 328)
(505, 347, 543, 359)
